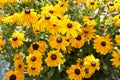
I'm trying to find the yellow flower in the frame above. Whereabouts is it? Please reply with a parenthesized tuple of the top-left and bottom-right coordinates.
(54, 0, 69, 14)
(45, 50, 64, 67)
(28, 41, 47, 55)
(59, 17, 81, 38)
(83, 16, 96, 27)
(100, 24, 106, 30)
(66, 64, 85, 80)
(14, 60, 24, 73)
(14, 54, 22, 61)
(48, 34, 69, 51)
(115, 35, 120, 45)
(86, 0, 98, 9)
(41, 4, 61, 17)
(20, 8, 38, 27)
(69, 33, 85, 48)
(108, 2, 117, 12)
(6, 70, 24, 80)
(2, 13, 21, 24)
(27, 65, 41, 76)
(81, 25, 96, 41)
(9, 31, 25, 48)
(93, 35, 113, 55)
(26, 52, 42, 67)
(111, 50, 120, 68)
(112, 14, 120, 27)
(84, 54, 100, 74)
(0, 38, 6, 51)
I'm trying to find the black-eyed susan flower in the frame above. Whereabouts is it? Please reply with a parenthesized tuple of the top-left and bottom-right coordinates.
(84, 54, 100, 74)
(115, 35, 120, 45)
(38, 13, 58, 32)
(86, 0, 98, 9)
(45, 50, 64, 67)
(81, 25, 96, 41)
(26, 52, 42, 67)
(100, 24, 106, 30)
(14, 54, 22, 61)
(28, 41, 47, 55)
(14, 60, 24, 73)
(2, 13, 21, 24)
(41, 4, 61, 17)
(27, 65, 41, 76)
(93, 35, 113, 55)
(112, 14, 120, 27)
(54, 0, 69, 14)
(48, 34, 69, 51)
(83, 16, 96, 27)
(66, 64, 85, 80)
(111, 50, 120, 68)
(20, 8, 38, 27)
(59, 17, 81, 38)
(107, 2, 117, 12)
(69, 33, 85, 48)
(0, 38, 6, 51)
(5, 70, 24, 80)
(9, 31, 25, 48)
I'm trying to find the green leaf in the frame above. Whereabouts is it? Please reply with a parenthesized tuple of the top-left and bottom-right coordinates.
(47, 68, 55, 78)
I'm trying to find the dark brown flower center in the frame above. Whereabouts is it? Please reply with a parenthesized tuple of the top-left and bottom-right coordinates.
(56, 37, 62, 43)
(31, 67, 36, 70)
(67, 23, 73, 28)
(49, 10, 54, 14)
(101, 25, 105, 28)
(45, 15, 50, 20)
(90, 2, 95, 5)
(53, 24, 56, 27)
(32, 43, 39, 50)
(91, 61, 96, 66)
(89, 18, 93, 20)
(109, 3, 114, 6)
(60, 4, 64, 7)
(84, 31, 89, 34)
(10, 74, 16, 80)
(31, 56, 36, 61)
(25, 9, 31, 14)
(18, 64, 22, 68)
(35, 30, 40, 33)
(57, 17, 61, 20)
(10, 12, 14, 15)
(76, 35, 82, 40)
(74, 69, 80, 75)
(13, 36, 18, 41)
(101, 41, 106, 46)
(51, 54, 57, 60)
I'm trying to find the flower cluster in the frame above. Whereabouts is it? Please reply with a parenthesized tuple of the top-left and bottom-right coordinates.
(0, 0, 120, 80)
